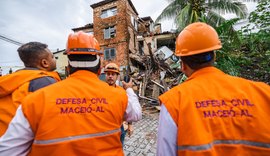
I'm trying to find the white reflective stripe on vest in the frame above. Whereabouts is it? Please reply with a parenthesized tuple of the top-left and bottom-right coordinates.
(177, 140, 270, 151)
(33, 128, 121, 145)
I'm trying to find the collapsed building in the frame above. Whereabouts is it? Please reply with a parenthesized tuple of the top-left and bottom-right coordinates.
(54, 0, 183, 105)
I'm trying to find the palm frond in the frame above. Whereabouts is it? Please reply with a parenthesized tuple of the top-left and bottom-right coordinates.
(206, 10, 226, 27)
(155, 0, 184, 23)
(165, 0, 176, 3)
(175, 4, 192, 31)
(216, 18, 241, 39)
(239, 0, 259, 2)
(208, 0, 248, 19)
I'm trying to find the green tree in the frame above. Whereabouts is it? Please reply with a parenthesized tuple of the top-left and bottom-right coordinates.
(238, 0, 270, 83)
(155, 0, 258, 30)
(215, 18, 242, 76)
(248, 0, 270, 33)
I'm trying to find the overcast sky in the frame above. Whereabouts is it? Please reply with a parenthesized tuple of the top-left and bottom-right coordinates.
(0, 0, 256, 74)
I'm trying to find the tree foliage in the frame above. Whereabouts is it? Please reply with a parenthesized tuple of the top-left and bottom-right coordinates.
(248, 0, 270, 33)
(237, 0, 270, 83)
(156, 0, 250, 30)
(215, 18, 242, 76)
(216, 0, 270, 83)
(157, 0, 269, 84)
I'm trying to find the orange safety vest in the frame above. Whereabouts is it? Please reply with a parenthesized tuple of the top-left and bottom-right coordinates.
(22, 70, 128, 156)
(159, 67, 270, 156)
(0, 69, 60, 136)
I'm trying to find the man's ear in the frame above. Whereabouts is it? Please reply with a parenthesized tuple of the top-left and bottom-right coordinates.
(65, 65, 70, 77)
(41, 58, 49, 68)
(97, 57, 102, 75)
(97, 68, 101, 75)
(181, 61, 193, 77)
(180, 61, 186, 72)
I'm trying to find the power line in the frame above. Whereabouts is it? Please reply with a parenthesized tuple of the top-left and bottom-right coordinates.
(0, 34, 60, 52)
(0, 34, 23, 46)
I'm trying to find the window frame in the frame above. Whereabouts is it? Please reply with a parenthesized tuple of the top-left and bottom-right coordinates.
(101, 7, 117, 18)
(104, 48, 116, 60)
(130, 15, 138, 31)
(104, 26, 116, 39)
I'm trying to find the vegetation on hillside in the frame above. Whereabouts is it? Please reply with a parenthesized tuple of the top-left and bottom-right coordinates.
(216, 0, 270, 84)
(156, 0, 269, 84)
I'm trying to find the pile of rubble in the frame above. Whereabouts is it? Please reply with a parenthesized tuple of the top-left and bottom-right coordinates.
(127, 44, 186, 110)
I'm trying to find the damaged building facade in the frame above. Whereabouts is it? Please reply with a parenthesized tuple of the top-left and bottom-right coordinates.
(54, 0, 179, 101)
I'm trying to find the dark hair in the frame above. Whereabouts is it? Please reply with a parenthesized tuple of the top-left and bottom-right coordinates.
(68, 54, 101, 74)
(180, 51, 215, 70)
(17, 42, 48, 67)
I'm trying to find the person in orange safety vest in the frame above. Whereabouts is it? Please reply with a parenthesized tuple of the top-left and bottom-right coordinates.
(0, 42, 60, 136)
(0, 31, 142, 156)
(157, 22, 270, 156)
(104, 62, 138, 145)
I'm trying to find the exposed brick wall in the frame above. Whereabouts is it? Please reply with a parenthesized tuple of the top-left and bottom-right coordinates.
(100, 42, 128, 68)
(92, 0, 138, 67)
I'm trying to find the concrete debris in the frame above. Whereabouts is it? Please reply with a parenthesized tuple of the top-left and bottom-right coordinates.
(127, 45, 185, 112)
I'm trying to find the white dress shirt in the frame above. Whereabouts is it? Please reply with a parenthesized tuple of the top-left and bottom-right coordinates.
(157, 104, 177, 156)
(125, 88, 142, 122)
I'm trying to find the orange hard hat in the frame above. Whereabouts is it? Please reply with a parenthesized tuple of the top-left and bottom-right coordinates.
(104, 63, 120, 74)
(175, 22, 222, 56)
(66, 31, 102, 55)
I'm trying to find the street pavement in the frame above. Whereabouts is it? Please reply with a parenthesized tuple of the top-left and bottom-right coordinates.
(124, 108, 159, 156)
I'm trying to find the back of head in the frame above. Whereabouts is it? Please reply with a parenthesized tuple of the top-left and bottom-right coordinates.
(18, 42, 48, 68)
(175, 22, 222, 70)
(65, 31, 103, 74)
